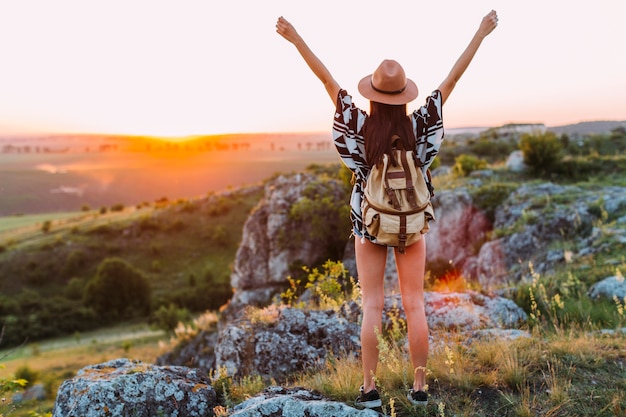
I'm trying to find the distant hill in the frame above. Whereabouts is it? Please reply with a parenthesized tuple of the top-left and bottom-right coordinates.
(548, 120, 626, 136)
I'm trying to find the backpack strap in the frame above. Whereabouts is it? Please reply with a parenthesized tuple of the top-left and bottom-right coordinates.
(383, 155, 402, 210)
(399, 151, 418, 209)
(398, 214, 407, 254)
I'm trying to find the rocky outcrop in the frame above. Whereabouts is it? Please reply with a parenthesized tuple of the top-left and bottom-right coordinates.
(215, 304, 361, 381)
(231, 386, 378, 417)
(472, 183, 626, 288)
(52, 359, 217, 417)
(427, 188, 492, 269)
(226, 173, 347, 315)
(161, 292, 527, 381)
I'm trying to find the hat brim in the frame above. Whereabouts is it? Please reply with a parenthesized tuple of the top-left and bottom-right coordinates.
(358, 74, 419, 105)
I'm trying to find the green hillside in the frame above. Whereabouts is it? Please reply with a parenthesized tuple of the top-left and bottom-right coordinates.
(0, 186, 264, 347)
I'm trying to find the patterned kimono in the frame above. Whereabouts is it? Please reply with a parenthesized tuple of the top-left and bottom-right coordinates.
(332, 89, 445, 242)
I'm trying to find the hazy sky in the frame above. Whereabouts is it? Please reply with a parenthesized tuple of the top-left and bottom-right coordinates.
(0, 0, 624, 136)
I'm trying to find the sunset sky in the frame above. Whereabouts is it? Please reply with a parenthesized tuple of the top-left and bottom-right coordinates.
(0, 0, 624, 137)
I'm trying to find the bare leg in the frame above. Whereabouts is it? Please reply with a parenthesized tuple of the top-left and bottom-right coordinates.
(355, 238, 387, 393)
(394, 237, 428, 391)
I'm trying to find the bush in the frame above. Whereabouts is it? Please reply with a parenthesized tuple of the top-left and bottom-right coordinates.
(110, 203, 125, 212)
(152, 304, 191, 332)
(63, 249, 89, 277)
(452, 154, 488, 177)
(14, 365, 39, 389)
(162, 281, 233, 312)
(469, 137, 517, 162)
(41, 220, 52, 233)
(288, 178, 351, 261)
(470, 182, 518, 223)
(554, 154, 626, 181)
(83, 258, 151, 319)
(519, 131, 563, 176)
(64, 277, 85, 300)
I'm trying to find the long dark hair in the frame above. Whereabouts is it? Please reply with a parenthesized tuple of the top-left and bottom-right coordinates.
(363, 101, 415, 168)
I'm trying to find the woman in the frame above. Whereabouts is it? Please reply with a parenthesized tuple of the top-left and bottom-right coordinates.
(276, 10, 498, 408)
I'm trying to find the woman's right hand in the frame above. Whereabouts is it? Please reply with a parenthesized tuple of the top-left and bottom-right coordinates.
(477, 10, 498, 38)
(276, 16, 302, 44)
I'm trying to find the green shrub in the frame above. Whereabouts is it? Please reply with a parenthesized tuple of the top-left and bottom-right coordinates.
(152, 304, 191, 332)
(41, 220, 52, 233)
(519, 131, 563, 176)
(83, 258, 151, 319)
(281, 260, 357, 309)
(110, 203, 125, 212)
(14, 365, 39, 389)
(469, 137, 517, 162)
(554, 154, 626, 181)
(452, 154, 488, 177)
(63, 249, 89, 277)
(137, 216, 161, 233)
(64, 277, 85, 300)
(470, 182, 518, 223)
(288, 178, 351, 261)
(162, 282, 232, 312)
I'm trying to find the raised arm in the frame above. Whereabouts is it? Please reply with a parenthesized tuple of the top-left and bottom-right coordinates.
(438, 10, 498, 105)
(276, 16, 340, 104)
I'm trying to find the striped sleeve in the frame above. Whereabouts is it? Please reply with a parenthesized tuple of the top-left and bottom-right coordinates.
(332, 89, 369, 180)
(412, 90, 444, 170)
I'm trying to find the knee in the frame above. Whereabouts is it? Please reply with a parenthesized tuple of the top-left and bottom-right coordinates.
(361, 294, 384, 313)
(402, 299, 425, 316)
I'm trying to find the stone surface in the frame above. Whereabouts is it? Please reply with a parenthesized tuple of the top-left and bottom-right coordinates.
(427, 188, 492, 271)
(215, 304, 361, 381)
(231, 386, 379, 417)
(52, 359, 216, 417)
(505, 150, 528, 172)
(226, 173, 347, 315)
(588, 275, 626, 300)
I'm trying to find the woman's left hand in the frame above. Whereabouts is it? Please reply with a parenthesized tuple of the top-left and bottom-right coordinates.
(276, 16, 302, 45)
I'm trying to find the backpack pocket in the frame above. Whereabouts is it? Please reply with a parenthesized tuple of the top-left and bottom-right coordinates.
(362, 202, 431, 248)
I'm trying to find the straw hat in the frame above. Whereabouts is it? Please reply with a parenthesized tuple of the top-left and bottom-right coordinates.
(358, 59, 418, 105)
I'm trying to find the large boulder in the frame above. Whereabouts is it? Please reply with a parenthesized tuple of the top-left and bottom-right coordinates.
(427, 188, 492, 270)
(52, 359, 217, 417)
(226, 173, 348, 315)
(215, 304, 361, 381)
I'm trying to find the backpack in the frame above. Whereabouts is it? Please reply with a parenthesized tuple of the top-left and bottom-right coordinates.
(361, 137, 434, 253)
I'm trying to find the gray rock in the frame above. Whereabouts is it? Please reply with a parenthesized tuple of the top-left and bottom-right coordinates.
(215, 305, 361, 381)
(463, 329, 531, 343)
(506, 150, 528, 172)
(52, 359, 216, 417)
(12, 383, 46, 403)
(428, 188, 492, 270)
(227, 173, 348, 315)
(232, 386, 379, 417)
(588, 275, 626, 300)
(422, 291, 527, 331)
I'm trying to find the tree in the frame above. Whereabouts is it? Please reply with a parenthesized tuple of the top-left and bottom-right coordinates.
(84, 258, 151, 319)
